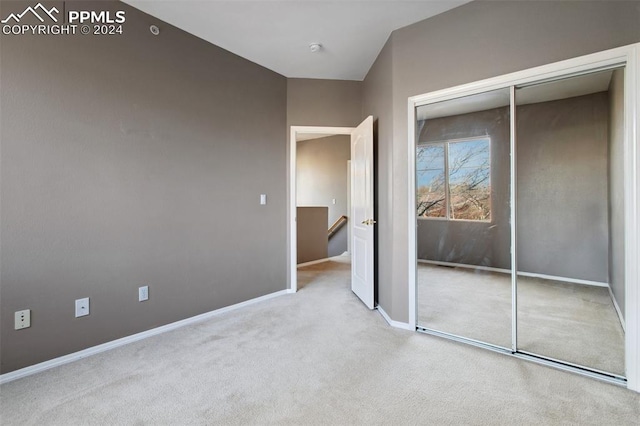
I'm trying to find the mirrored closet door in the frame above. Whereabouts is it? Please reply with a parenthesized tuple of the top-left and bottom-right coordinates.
(515, 69, 626, 376)
(415, 88, 512, 349)
(415, 66, 627, 380)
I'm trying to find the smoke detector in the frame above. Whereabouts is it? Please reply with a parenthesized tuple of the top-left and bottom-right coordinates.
(309, 43, 322, 53)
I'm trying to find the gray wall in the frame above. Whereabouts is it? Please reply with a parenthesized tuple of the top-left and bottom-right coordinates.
(608, 69, 626, 318)
(296, 207, 328, 264)
(361, 37, 394, 314)
(417, 93, 610, 283)
(363, 0, 640, 322)
(286, 78, 363, 288)
(3, 0, 639, 372)
(287, 79, 363, 128)
(297, 135, 350, 257)
(417, 107, 511, 269)
(517, 93, 609, 282)
(0, 1, 287, 373)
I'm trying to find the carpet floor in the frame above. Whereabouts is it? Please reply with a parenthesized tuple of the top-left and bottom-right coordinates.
(1, 256, 639, 425)
(417, 263, 625, 375)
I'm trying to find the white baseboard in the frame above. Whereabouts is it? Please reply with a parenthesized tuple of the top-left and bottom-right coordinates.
(376, 305, 414, 331)
(0, 289, 293, 385)
(518, 271, 608, 288)
(297, 257, 331, 268)
(297, 254, 349, 268)
(417, 259, 609, 288)
(608, 285, 626, 332)
(418, 259, 506, 274)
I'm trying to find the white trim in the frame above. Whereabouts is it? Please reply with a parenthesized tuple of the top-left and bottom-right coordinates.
(518, 272, 607, 288)
(408, 46, 630, 107)
(376, 305, 414, 331)
(625, 43, 640, 392)
(289, 126, 355, 294)
(417, 259, 609, 287)
(408, 101, 417, 328)
(510, 84, 518, 352)
(418, 258, 503, 272)
(408, 43, 640, 392)
(608, 285, 626, 332)
(0, 289, 293, 385)
(347, 160, 351, 256)
(416, 136, 492, 222)
(296, 257, 332, 268)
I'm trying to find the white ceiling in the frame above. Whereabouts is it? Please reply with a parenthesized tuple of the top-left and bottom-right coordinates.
(122, 0, 469, 81)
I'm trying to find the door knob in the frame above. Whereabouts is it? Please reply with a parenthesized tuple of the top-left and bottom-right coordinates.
(361, 219, 377, 225)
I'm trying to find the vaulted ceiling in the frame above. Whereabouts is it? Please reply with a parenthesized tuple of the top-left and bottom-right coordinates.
(123, 0, 469, 81)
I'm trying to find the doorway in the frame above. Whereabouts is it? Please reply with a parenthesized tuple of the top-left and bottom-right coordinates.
(289, 119, 375, 309)
(296, 133, 351, 266)
(289, 126, 354, 293)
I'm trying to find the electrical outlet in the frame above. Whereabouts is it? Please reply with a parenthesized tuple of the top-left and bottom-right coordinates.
(75, 297, 90, 318)
(14, 309, 31, 330)
(138, 286, 149, 302)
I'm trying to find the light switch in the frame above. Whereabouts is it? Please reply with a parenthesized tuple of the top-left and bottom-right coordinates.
(139, 286, 149, 302)
(260, 194, 267, 205)
(332, 198, 336, 205)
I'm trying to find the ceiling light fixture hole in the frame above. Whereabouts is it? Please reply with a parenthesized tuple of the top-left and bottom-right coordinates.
(309, 43, 322, 53)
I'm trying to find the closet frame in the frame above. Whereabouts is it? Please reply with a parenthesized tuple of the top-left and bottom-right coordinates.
(407, 43, 640, 391)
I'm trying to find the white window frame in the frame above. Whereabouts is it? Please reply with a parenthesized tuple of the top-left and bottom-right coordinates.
(417, 136, 492, 222)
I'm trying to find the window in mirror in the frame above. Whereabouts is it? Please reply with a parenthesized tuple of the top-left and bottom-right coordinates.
(416, 143, 446, 218)
(417, 137, 491, 221)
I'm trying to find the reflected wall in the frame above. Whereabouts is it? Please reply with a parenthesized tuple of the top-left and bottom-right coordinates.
(515, 70, 625, 375)
(416, 88, 512, 348)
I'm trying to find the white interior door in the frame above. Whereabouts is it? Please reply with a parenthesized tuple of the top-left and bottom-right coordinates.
(350, 116, 375, 309)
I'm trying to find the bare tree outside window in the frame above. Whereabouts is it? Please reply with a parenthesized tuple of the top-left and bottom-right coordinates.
(417, 144, 446, 218)
(417, 138, 491, 221)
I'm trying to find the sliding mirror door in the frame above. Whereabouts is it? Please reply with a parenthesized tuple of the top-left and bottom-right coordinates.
(415, 88, 513, 348)
(515, 69, 626, 376)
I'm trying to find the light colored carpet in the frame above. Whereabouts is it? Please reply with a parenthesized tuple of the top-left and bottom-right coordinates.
(1, 256, 639, 425)
(417, 264, 625, 375)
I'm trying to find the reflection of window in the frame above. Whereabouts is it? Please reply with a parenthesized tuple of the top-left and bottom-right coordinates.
(417, 137, 491, 221)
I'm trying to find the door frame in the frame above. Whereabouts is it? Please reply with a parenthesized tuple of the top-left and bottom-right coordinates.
(289, 126, 355, 293)
(407, 43, 640, 391)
